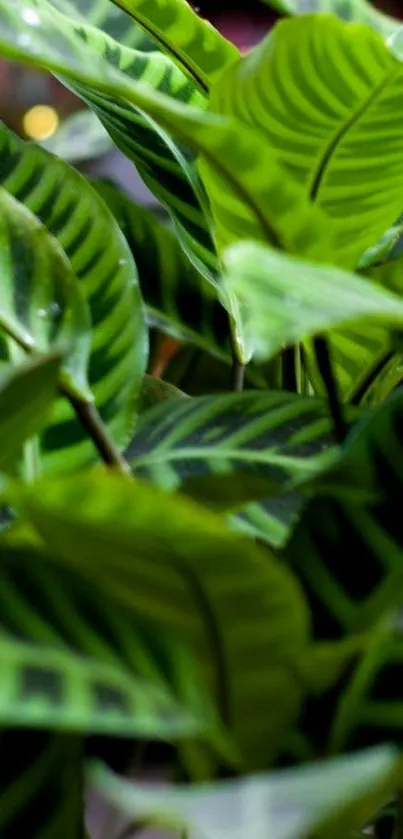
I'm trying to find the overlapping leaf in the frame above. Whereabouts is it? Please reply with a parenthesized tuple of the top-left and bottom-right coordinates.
(51, 0, 154, 49)
(0, 545, 210, 739)
(0, 0, 335, 280)
(0, 122, 147, 473)
(262, 0, 399, 37)
(94, 180, 230, 354)
(0, 188, 91, 399)
(111, 0, 240, 90)
(210, 15, 403, 268)
(92, 745, 401, 839)
(223, 242, 403, 364)
(0, 355, 61, 473)
(15, 471, 310, 770)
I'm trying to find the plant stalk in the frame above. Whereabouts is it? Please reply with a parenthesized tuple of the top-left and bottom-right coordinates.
(313, 335, 347, 444)
(61, 387, 130, 474)
(231, 357, 245, 392)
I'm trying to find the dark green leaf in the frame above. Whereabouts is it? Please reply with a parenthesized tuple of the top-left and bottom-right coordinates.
(0, 188, 91, 398)
(0, 545, 210, 739)
(0, 122, 147, 473)
(91, 745, 401, 839)
(15, 471, 310, 770)
(139, 374, 188, 413)
(93, 180, 230, 355)
(0, 354, 61, 473)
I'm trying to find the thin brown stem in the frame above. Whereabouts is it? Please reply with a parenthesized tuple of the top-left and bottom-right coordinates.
(231, 357, 245, 392)
(61, 387, 130, 474)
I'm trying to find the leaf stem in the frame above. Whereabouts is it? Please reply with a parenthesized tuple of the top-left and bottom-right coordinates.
(349, 350, 394, 406)
(61, 386, 130, 474)
(313, 335, 347, 444)
(231, 357, 245, 392)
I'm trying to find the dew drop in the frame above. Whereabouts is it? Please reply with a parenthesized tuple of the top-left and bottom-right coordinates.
(17, 33, 32, 47)
(118, 258, 128, 268)
(37, 308, 47, 318)
(49, 301, 61, 317)
(22, 8, 40, 25)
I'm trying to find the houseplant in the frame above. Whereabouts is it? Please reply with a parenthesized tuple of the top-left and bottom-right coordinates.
(1, 0, 403, 837)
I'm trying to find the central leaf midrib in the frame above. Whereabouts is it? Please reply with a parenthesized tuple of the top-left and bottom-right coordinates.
(309, 65, 399, 202)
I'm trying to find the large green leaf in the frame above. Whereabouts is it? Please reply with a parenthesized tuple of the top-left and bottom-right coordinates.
(0, 188, 91, 398)
(93, 180, 230, 355)
(262, 0, 399, 37)
(15, 471, 310, 770)
(92, 745, 401, 839)
(127, 389, 340, 527)
(0, 731, 83, 839)
(0, 122, 147, 473)
(0, 545, 210, 738)
(223, 242, 403, 365)
(111, 0, 240, 91)
(0, 0, 334, 277)
(0, 355, 61, 473)
(210, 15, 403, 268)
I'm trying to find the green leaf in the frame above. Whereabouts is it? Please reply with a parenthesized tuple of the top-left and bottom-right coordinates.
(42, 109, 113, 162)
(15, 471, 310, 770)
(111, 0, 240, 91)
(262, 0, 399, 38)
(50, 0, 154, 49)
(210, 15, 403, 268)
(0, 732, 83, 839)
(93, 180, 230, 355)
(127, 388, 358, 545)
(0, 545, 210, 739)
(0, 122, 147, 473)
(223, 242, 403, 364)
(139, 374, 188, 413)
(0, 354, 61, 473)
(0, 188, 91, 398)
(91, 745, 401, 839)
(0, 0, 333, 275)
(127, 388, 338, 492)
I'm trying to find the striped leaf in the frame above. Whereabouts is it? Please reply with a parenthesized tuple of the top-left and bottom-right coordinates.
(262, 0, 399, 37)
(0, 0, 334, 277)
(126, 388, 338, 496)
(0, 545, 210, 739)
(16, 471, 310, 770)
(93, 180, 230, 355)
(92, 745, 401, 839)
(0, 731, 83, 839)
(0, 122, 147, 474)
(50, 0, 154, 49)
(284, 389, 403, 645)
(210, 15, 403, 269)
(0, 355, 61, 473)
(0, 188, 91, 398)
(223, 242, 403, 365)
(111, 0, 240, 91)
